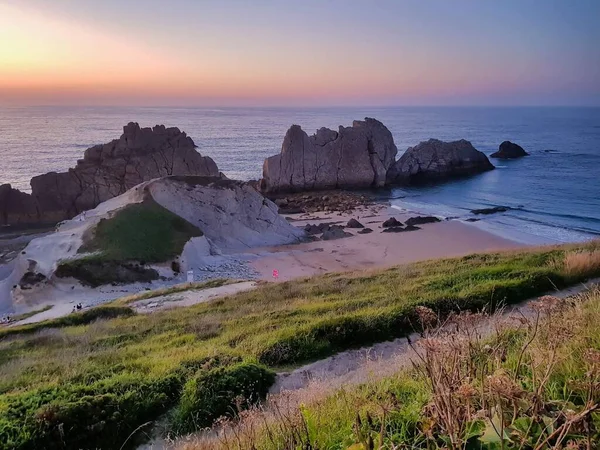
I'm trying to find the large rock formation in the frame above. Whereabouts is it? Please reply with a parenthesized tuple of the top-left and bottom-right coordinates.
(0, 123, 219, 227)
(260, 118, 397, 193)
(491, 141, 529, 159)
(387, 139, 494, 184)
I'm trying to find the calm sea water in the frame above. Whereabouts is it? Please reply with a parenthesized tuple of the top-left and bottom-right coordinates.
(0, 106, 599, 244)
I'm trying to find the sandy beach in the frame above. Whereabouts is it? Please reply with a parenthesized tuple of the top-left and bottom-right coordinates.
(251, 204, 521, 281)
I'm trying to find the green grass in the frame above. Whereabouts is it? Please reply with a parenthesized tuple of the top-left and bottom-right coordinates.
(80, 199, 203, 263)
(236, 287, 600, 450)
(55, 200, 203, 286)
(0, 242, 599, 449)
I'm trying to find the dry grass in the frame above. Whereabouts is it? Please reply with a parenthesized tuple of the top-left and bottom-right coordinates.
(559, 249, 600, 280)
(179, 286, 600, 450)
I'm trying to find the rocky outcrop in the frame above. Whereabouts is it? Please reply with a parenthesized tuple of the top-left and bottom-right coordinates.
(0, 184, 40, 227)
(405, 216, 441, 226)
(491, 141, 529, 159)
(260, 118, 397, 193)
(0, 123, 219, 227)
(147, 176, 305, 252)
(1, 176, 306, 313)
(387, 139, 494, 184)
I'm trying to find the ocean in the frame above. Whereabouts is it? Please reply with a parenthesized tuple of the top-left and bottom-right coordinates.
(1, 106, 599, 244)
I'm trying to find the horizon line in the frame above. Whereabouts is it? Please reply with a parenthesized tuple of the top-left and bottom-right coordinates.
(1, 104, 599, 109)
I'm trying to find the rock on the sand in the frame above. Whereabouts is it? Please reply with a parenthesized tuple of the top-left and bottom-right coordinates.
(358, 228, 373, 234)
(382, 217, 403, 228)
(261, 118, 397, 193)
(491, 141, 529, 159)
(387, 139, 494, 184)
(322, 227, 352, 240)
(405, 216, 441, 226)
(346, 218, 364, 229)
(0, 123, 219, 227)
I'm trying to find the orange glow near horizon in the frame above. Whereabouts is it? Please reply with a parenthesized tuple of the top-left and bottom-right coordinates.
(1, 2, 597, 106)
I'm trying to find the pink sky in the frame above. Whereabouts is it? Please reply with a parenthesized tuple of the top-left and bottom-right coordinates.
(1, 0, 599, 106)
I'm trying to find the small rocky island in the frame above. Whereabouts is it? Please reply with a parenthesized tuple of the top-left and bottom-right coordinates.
(491, 140, 529, 159)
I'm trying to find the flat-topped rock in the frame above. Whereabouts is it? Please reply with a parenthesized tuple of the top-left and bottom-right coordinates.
(0, 123, 219, 227)
(387, 138, 494, 184)
(491, 141, 529, 159)
(261, 118, 397, 193)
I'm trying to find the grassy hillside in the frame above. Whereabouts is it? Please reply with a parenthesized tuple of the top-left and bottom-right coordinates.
(55, 200, 203, 286)
(0, 242, 599, 449)
(207, 286, 600, 450)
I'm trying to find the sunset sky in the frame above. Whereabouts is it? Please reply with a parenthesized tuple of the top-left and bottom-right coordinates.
(1, 0, 599, 107)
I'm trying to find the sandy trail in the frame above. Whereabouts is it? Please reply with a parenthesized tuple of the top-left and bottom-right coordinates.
(271, 278, 600, 393)
(130, 281, 257, 313)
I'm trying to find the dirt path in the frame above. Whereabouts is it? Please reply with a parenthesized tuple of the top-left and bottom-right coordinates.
(130, 281, 257, 313)
(271, 278, 600, 393)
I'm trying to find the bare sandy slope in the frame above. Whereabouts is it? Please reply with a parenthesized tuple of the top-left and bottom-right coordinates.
(250, 205, 520, 281)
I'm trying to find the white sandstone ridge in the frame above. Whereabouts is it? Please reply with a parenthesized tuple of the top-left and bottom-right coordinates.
(0, 176, 305, 315)
(260, 118, 398, 193)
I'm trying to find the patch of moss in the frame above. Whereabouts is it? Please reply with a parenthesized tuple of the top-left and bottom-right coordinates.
(81, 199, 202, 263)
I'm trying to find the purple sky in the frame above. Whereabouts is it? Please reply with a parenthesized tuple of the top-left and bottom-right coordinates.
(1, 0, 599, 106)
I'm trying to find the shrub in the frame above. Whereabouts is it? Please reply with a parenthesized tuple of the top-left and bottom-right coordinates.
(0, 374, 182, 450)
(170, 363, 275, 435)
(559, 249, 600, 281)
(56, 258, 159, 287)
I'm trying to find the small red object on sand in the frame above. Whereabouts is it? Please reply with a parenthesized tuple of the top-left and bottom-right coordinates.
(272, 269, 279, 280)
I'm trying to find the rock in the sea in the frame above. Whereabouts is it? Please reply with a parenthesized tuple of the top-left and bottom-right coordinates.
(261, 118, 397, 193)
(471, 206, 510, 215)
(382, 217, 403, 228)
(405, 216, 441, 227)
(387, 139, 494, 184)
(346, 218, 364, 229)
(0, 123, 220, 227)
(491, 141, 529, 159)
